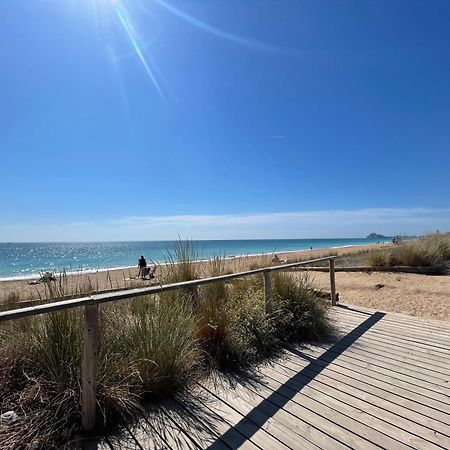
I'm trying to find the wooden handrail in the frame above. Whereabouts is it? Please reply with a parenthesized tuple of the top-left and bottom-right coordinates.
(0, 255, 337, 431)
(0, 256, 337, 322)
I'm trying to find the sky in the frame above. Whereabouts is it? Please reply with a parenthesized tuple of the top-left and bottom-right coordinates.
(1, 0, 450, 241)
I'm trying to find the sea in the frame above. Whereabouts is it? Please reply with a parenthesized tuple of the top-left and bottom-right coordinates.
(0, 238, 390, 281)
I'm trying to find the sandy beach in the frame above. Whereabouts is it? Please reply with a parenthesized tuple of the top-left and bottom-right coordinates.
(311, 271, 450, 321)
(0, 244, 381, 304)
(2, 242, 449, 322)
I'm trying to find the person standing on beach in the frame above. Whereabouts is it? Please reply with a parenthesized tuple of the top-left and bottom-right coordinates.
(138, 255, 147, 277)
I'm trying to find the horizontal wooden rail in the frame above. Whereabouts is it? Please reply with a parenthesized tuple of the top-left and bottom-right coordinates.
(0, 256, 337, 323)
(292, 265, 445, 274)
(0, 255, 337, 432)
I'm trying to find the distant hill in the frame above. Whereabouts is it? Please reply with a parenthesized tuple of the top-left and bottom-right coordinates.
(367, 233, 388, 239)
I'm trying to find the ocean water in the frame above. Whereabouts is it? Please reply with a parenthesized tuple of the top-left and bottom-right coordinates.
(0, 238, 390, 281)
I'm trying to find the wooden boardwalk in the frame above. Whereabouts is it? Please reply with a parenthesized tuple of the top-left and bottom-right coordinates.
(97, 305, 450, 450)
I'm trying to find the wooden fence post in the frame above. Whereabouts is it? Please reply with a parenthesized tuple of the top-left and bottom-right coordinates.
(263, 270, 273, 314)
(82, 303, 99, 432)
(329, 259, 337, 306)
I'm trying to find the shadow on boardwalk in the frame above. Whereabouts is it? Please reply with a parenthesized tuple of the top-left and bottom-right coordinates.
(79, 310, 390, 449)
(205, 311, 385, 449)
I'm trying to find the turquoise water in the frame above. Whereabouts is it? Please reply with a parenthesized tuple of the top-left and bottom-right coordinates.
(0, 238, 390, 280)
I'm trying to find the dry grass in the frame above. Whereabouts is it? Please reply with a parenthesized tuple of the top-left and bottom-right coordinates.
(0, 240, 331, 449)
(367, 234, 450, 273)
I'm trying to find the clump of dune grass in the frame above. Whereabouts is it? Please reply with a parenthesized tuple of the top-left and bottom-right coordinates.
(0, 240, 332, 449)
(0, 312, 83, 449)
(209, 270, 331, 368)
(119, 296, 200, 396)
(164, 239, 198, 284)
(196, 256, 228, 358)
(272, 271, 331, 341)
(367, 249, 392, 268)
(162, 239, 199, 305)
(367, 234, 450, 273)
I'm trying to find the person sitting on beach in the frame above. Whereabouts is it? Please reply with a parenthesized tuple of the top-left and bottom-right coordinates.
(39, 272, 56, 283)
(138, 255, 147, 278)
(272, 254, 288, 265)
(141, 265, 157, 280)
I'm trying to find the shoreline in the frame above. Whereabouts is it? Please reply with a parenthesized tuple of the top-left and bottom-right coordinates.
(0, 243, 387, 305)
(0, 242, 389, 283)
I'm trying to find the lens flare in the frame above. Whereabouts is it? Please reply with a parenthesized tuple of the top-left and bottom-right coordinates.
(153, 0, 283, 53)
(112, 1, 165, 99)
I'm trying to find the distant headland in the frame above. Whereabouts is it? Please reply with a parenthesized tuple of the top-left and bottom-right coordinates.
(366, 233, 388, 239)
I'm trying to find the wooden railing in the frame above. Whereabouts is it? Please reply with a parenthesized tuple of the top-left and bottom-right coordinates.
(0, 256, 337, 431)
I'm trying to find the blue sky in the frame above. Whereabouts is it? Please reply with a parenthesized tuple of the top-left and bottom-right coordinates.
(1, 0, 450, 241)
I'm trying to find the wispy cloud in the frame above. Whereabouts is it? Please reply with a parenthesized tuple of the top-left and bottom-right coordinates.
(1, 208, 449, 242)
(270, 135, 288, 139)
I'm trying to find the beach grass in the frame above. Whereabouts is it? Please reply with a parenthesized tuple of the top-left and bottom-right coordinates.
(0, 240, 331, 449)
(367, 234, 450, 273)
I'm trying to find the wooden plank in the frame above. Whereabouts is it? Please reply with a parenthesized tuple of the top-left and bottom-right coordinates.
(72, 436, 113, 450)
(335, 309, 450, 338)
(285, 346, 450, 420)
(330, 320, 450, 365)
(271, 356, 450, 448)
(334, 305, 450, 332)
(162, 401, 229, 450)
(172, 394, 259, 450)
(335, 312, 450, 349)
(140, 407, 200, 450)
(338, 331, 450, 373)
(333, 307, 450, 337)
(326, 326, 450, 382)
(305, 339, 450, 395)
(298, 265, 443, 274)
(335, 309, 450, 345)
(105, 424, 151, 450)
(256, 363, 437, 449)
(194, 384, 291, 450)
(303, 341, 450, 402)
(198, 379, 322, 450)
(213, 366, 388, 450)
(201, 378, 345, 449)
(326, 318, 448, 381)
(330, 319, 450, 368)
(335, 315, 450, 354)
(213, 370, 413, 449)
(294, 344, 450, 415)
(329, 259, 337, 305)
(276, 352, 450, 445)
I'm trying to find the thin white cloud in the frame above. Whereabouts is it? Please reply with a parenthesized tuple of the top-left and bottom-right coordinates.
(1, 208, 449, 242)
(111, 208, 450, 227)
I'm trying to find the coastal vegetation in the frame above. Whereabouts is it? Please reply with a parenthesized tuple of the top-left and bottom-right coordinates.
(366, 233, 450, 273)
(0, 241, 331, 449)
